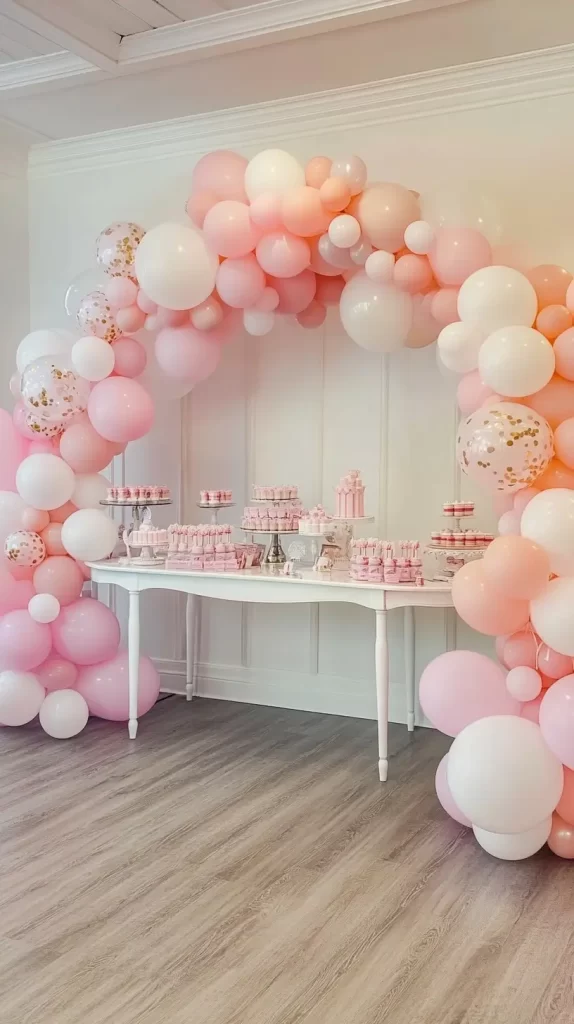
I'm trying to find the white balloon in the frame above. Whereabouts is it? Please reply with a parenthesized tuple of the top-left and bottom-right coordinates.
(16, 329, 75, 375)
(437, 322, 484, 374)
(404, 220, 435, 255)
(61, 508, 117, 561)
(447, 716, 563, 834)
(16, 454, 75, 511)
(478, 326, 555, 397)
(243, 310, 275, 336)
(365, 250, 395, 283)
(0, 491, 26, 548)
(135, 223, 218, 311)
(71, 336, 115, 382)
(521, 488, 574, 576)
(28, 593, 60, 624)
(0, 670, 45, 726)
(72, 472, 109, 509)
(530, 577, 574, 656)
(39, 689, 89, 739)
(339, 273, 413, 352)
(328, 215, 361, 250)
(473, 817, 551, 860)
(349, 238, 373, 266)
(457, 266, 537, 333)
(244, 149, 305, 201)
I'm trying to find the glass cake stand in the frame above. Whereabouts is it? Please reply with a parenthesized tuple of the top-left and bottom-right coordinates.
(240, 527, 300, 565)
(197, 501, 235, 525)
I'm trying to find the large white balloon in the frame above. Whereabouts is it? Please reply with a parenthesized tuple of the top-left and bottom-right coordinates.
(28, 593, 60, 624)
(16, 329, 75, 375)
(135, 223, 218, 311)
(521, 488, 574, 576)
(457, 266, 537, 333)
(0, 491, 26, 548)
(530, 577, 574, 656)
(0, 670, 45, 726)
(61, 508, 117, 561)
(473, 817, 551, 860)
(16, 454, 75, 511)
(447, 716, 563, 834)
(478, 326, 555, 397)
(437, 322, 484, 374)
(71, 336, 115, 382)
(39, 689, 89, 739)
(71, 473, 108, 509)
(244, 149, 305, 201)
(339, 273, 413, 352)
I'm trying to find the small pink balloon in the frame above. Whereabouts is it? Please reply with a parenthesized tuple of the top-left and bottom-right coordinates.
(76, 650, 160, 721)
(429, 227, 491, 287)
(21, 508, 49, 533)
(104, 278, 137, 309)
(502, 630, 538, 670)
(191, 150, 248, 202)
(330, 155, 367, 196)
(33, 554, 84, 606)
(111, 337, 147, 378)
(419, 649, 520, 737)
(456, 370, 496, 416)
(203, 200, 259, 259)
(521, 695, 543, 724)
(431, 287, 460, 327)
(256, 231, 311, 278)
(36, 655, 78, 693)
(393, 254, 433, 294)
(0, 569, 34, 615)
(498, 510, 521, 535)
(52, 597, 121, 666)
(49, 501, 77, 524)
(553, 328, 574, 382)
(116, 305, 146, 334)
(40, 522, 66, 556)
(185, 188, 218, 228)
(136, 290, 158, 315)
(305, 156, 332, 189)
(268, 271, 316, 314)
(190, 296, 224, 331)
(216, 254, 266, 309)
(435, 754, 471, 825)
(315, 275, 345, 306)
(253, 287, 279, 313)
(537, 644, 573, 680)
(155, 325, 222, 383)
(249, 192, 284, 231)
(540, 675, 574, 769)
(88, 377, 154, 443)
(506, 666, 542, 702)
(536, 304, 572, 341)
(548, 813, 574, 859)
(60, 421, 116, 474)
(282, 186, 331, 238)
(319, 176, 352, 212)
(0, 609, 52, 670)
(296, 300, 327, 329)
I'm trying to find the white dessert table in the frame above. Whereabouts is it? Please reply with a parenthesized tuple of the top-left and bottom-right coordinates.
(86, 561, 452, 781)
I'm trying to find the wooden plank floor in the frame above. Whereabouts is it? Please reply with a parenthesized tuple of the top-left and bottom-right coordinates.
(0, 696, 572, 1024)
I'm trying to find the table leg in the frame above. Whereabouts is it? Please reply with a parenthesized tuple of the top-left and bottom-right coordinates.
(404, 606, 415, 732)
(186, 594, 198, 701)
(128, 590, 140, 739)
(375, 609, 389, 782)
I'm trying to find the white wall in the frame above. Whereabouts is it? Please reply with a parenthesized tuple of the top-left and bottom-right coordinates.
(27, 76, 574, 723)
(0, 130, 30, 409)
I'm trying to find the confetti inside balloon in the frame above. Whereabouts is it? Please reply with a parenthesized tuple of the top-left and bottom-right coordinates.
(457, 402, 553, 493)
(25, 411, 64, 439)
(77, 290, 122, 342)
(21, 356, 90, 425)
(4, 530, 46, 567)
(96, 221, 145, 280)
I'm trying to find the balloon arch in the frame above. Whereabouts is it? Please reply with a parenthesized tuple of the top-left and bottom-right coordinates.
(2, 146, 574, 857)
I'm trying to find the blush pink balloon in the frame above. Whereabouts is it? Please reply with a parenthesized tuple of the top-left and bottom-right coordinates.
(430, 287, 460, 327)
(315, 275, 345, 306)
(536, 304, 572, 341)
(155, 325, 222, 383)
(553, 328, 574, 381)
(429, 228, 492, 287)
(49, 501, 77, 524)
(136, 290, 158, 315)
(435, 754, 471, 825)
(33, 555, 84, 606)
(452, 560, 529, 636)
(296, 300, 327, 329)
(88, 377, 154, 443)
(523, 375, 574, 429)
(0, 609, 52, 670)
(393, 254, 433, 294)
(76, 650, 160, 720)
(249, 192, 284, 231)
(282, 186, 331, 237)
(28, 440, 57, 455)
(498, 510, 521, 535)
(502, 630, 538, 670)
(36, 655, 78, 692)
(537, 644, 573, 680)
(256, 231, 311, 278)
(305, 156, 332, 189)
(268, 271, 317, 314)
(154, 307, 188, 329)
(216, 254, 266, 309)
(521, 695, 543, 723)
(52, 597, 120, 666)
(456, 370, 497, 416)
(40, 523, 66, 556)
(506, 666, 542, 702)
(111, 337, 147, 378)
(526, 264, 572, 308)
(21, 508, 49, 533)
(116, 305, 146, 334)
(513, 486, 540, 515)
(252, 288, 279, 313)
(189, 296, 224, 332)
(0, 569, 34, 615)
(540, 675, 574, 769)
(104, 278, 137, 309)
(191, 150, 248, 203)
(203, 200, 259, 258)
(419, 649, 519, 737)
(60, 421, 116, 474)
(319, 177, 352, 213)
(185, 188, 218, 228)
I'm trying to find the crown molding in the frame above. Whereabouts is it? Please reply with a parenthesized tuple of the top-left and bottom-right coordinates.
(0, 50, 96, 92)
(28, 43, 574, 179)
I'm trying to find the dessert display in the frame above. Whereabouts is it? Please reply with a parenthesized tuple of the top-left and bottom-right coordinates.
(252, 485, 299, 501)
(349, 539, 422, 584)
(199, 489, 233, 506)
(130, 525, 168, 547)
(241, 505, 304, 532)
(443, 501, 474, 517)
(166, 523, 239, 571)
(298, 505, 333, 536)
(429, 530, 493, 549)
(106, 485, 171, 502)
(335, 470, 365, 518)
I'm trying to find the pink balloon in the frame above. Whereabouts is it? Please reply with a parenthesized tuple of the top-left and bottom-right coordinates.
(526, 264, 572, 307)
(456, 370, 496, 416)
(0, 609, 52, 670)
(256, 231, 310, 278)
(36, 655, 78, 692)
(430, 287, 460, 327)
(536, 304, 572, 341)
(419, 650, 519, 737)
(50, 501, 77, 524)
(506, 666, 542, 701)
(502, 630, 538, 670)
(60, 420, 116, 473)
(189, 296, 224, 332)
(104, 278, 137, 309)
(33, 555, 84, 606)
(429, 228, 492, 287)
(88, 377, 154, 443)
(315, 275, 345, 306)
(553, 328, 574, 381)
(76, 650, 160, 721)
(0, 569, 34, 615)
(249, 192, 284, 231)
(513, 486, 539, 515)
(21, 508, 49, 532)
(252, 288, 279, 314)
(282, 186, 330, 238)
(296, 300, 327, 329)
(493, 493, 514, 516)
(111, 337, 147, 378)
(155, 325, 222, 383)
(308, 236, 344, 277)
(498, 510, 521, 536)
(521, 695, 543, 723)
(537, 644, 573, 680)
(482, 535, 550, 600)
(154, 307, 188, 329)
(0, 409, 30, 491)
(40, 523, 66, 556)
(185, 189, 218, 229)
(191, 150, 248, 202)
(136, 290, 158, 315)
(330, 155, 367, 196)
(393, 254, 433, 294)
(523, 375, 574, 430)
(554, 418, 574, 470)
(216, 254, 266, 309)
(52, 597, 120, 666)
(540, 675, 574, 768)
(305, 156, 332, 189)
(203, 200, 259, 258)
(268, 271, 317, 314)
(435, 754, 471, 825)
(451, 560, 529, 636)
(317, 234, 354, 269)
(116, 305, 146, 334)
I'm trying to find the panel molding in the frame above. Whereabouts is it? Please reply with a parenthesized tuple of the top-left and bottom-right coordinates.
(28, 43, 574, 177)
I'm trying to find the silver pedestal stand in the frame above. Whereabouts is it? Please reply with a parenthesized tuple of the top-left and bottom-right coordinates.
(197, 501, 235, 526)
(100, 497, 173, 548)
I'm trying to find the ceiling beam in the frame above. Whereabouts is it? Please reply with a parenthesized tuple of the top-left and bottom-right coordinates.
(0, 0, 120, 69)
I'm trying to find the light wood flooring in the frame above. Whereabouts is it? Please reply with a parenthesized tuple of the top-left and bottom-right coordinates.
(0, 696, 573, 1024)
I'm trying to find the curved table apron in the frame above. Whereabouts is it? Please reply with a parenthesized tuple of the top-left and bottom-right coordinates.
(87, 562, 452, 781)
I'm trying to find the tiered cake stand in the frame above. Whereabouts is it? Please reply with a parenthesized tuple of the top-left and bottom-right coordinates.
(100, 496, 172, 530)
(242, 496, 300, 564)
(424, 514, 488, 580)
(197, 501, 235, 526)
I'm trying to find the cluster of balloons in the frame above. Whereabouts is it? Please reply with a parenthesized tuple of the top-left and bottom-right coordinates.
(424, 255, 574, 859)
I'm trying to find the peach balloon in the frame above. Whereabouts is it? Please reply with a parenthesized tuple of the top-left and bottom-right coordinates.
(21, 508, 50, 533)
(268, 271, 316, 314)
(349, 183, 420, 252)
(524, 374, 574, 429)
(552, 328, 574, 381)
(60, 421, 117, 474)
(535, 304, 572, 341)
(393, 254, 433, 294)
(50, 501, 77, 524)
(502, 630, 538, 670)
(33, 555, 84, 606)
(482, 535, 550, 600)
(535, 457, 574, 491)
(186, 189, 218, 229)
(513, 486, 539, 515)
(256, 232, 311, 278)
(548, 813, 574, 858)
(556, 767, 574, 825)
(451, 560, 530, 636)
(429, 227, 491, 287)
(315, 275, 345, 306)
(430, 287, 459, 327)
(248, 192, 284, 231)
(526, 264, 572, 308)
(319, 176, 352, 213)
(537, 643, 573, 680)
(282, 186, 331, 237)
(553, 418, 574, 470)
(41, 522, 66, 556)
(296, 300, 327, 329)
(456, 371, 496, 416)
(305, 156, 332, 189)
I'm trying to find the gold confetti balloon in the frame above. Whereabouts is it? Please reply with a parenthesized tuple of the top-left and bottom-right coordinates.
(4, 530, 46, 567)
(96, 221, 145, 280)
(25, 411, 64, 439)
(457, 401, 553, 493)
(21, 356, 90, 425)
(77, 289, 122, 342)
